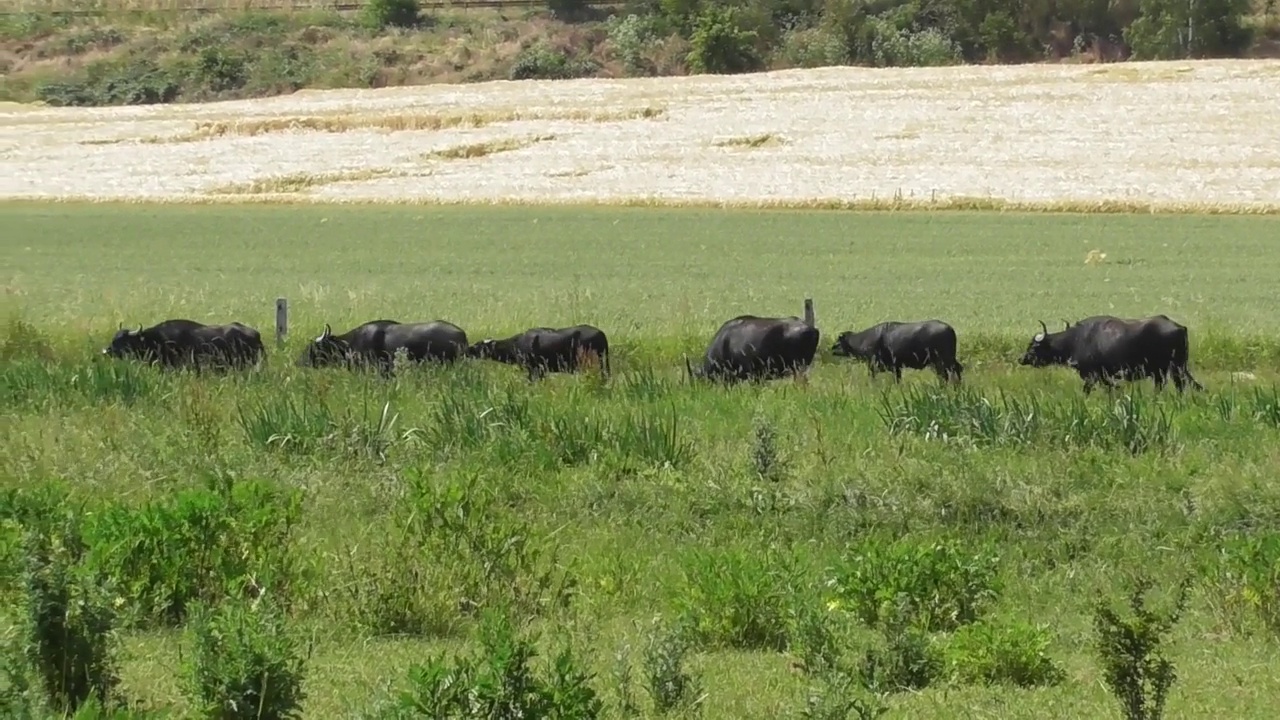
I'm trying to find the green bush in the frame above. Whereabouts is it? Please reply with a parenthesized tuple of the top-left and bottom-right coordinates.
(941, 618, 1066, 687)
(641, 619, 703, 716)
(182, 598, 309, 720)
(37, 55, 181, 107)
(830, 535, 1002, 633)
(360, 0, 422, 29)
(385, 609, 603, 718)
(675, 545, 803, 651)
(83, 475, 304, 628)
(856, 614, 944, 693)
(20, 514, 121, 714)
(776, 25, 851, 68)
(1125, 0, 1253, 59)
(605, 13, 666, 75)
(509, 43, 601, 81)
(1092, 575, 1190, 720)
(1210, 531, 1280, 636)
(686, 5, 764, 74)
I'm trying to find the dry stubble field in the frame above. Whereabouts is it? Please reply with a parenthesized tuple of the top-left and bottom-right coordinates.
(6, 60, 1280, 720)
(3, 59, 1280, 208)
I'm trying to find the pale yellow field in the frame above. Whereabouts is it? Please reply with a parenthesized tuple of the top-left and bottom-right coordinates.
(3, 59, 1279, 210)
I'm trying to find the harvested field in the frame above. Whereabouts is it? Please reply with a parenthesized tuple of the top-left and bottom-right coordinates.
(2, 60, 1279, 210)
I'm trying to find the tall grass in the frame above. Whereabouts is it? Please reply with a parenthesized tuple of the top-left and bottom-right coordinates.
(877, 385, 1178, 454)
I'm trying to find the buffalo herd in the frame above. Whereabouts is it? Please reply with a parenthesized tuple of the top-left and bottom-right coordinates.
(98, 312, 1205, 394)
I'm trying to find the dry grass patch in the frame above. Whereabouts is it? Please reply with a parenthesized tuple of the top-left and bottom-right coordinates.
(150, 106, 666, 144)
(1080, 65, 1197, 81)
(422, 134, 557, 161)
(204, 168, 404, 195)
(712, 133, 787, 149)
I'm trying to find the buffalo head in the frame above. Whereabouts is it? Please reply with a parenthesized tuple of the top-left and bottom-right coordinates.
(102, 324, 145, 358)
(296, 323, 348, 368)
(465, 339, 498, 360)
(1019, 320, 1068, 367)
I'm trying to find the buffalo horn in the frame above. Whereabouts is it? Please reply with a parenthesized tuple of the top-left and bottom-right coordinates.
(1061, 318, 1071, 330)
(136, 324, 143, 335)
(1037, 320, 1048, 336)
(322, 323, 332, 339)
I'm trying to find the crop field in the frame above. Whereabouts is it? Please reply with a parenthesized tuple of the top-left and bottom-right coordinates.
(4, 60, 1280, 210)
(5, 200, 1280, 719)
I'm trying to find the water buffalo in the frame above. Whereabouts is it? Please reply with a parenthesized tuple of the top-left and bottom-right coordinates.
(466, 324, 610, 380)
(685, 315, 819, 384)
(831, 319, 963, 383)
(1019, 315, 1204, 393)
(296, 319, 468, 373)
(102, 319, 265, 371)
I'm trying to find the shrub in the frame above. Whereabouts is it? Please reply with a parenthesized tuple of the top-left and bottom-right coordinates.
(941, 618, 1066, 687)
(20, 515, 121, 714)
(1092, 575, 1190, 720)
(509, 43, 600, 81)
(398, 470, 578, 622)
(830, 535, 1002, 633)
(182, 598, 309, 720)
(675, 545, 803, 651)
(800, 669, 889, 720)
(856, 612, 943, 693)
(386, 609, 603, 718)
(776, 25, 851, 68)
(360, 0, 421, 29)
(83, 475, 304, 628)
(606, 13, 665, 75)
(641, 620, 703, 715)
(37, 56, 181, 107)
(1210, 531, 1280, 636)
(1124, 0, 1253, 59)
(862, 16, 963, 67)
(686, 5, 764, 74)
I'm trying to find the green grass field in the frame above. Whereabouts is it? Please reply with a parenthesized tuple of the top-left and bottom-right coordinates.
(5, 202, 1280, 719)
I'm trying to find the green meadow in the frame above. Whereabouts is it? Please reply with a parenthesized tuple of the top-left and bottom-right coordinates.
(4, 202, 1280, 719)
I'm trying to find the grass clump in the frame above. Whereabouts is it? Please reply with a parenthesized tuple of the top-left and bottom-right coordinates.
(422, 135, 557, 162)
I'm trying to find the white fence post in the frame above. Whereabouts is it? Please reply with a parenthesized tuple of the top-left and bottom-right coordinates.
(275, 298, 288, 349)
(803, 297, 815, 328)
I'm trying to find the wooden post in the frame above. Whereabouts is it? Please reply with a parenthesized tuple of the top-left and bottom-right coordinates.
(275, 298, 288, 349)
(803, 297, 815, 328)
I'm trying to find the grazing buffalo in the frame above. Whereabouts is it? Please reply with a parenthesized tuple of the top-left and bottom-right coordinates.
(102, 319, 265, 371)
(466, 325, 610, 380)
(685, 315, 820, 384)
(831, 319, 963, 382)
(296, 319, 468, 373)
(1019, 315, 1204, 393)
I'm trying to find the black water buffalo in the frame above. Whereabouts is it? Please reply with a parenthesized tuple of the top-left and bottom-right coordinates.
(466, 325, 610, 380)
(1019, 315, 1204, 393)
(685, 315, 820, 384)
(296, 319, 468, 373)
(102, 319, 265, 371)
(831, 319, 963, 383)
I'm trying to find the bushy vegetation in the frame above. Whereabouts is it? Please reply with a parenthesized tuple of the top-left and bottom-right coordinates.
(4, 205, 1280, 715)
(2, 0, 1274, 106)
